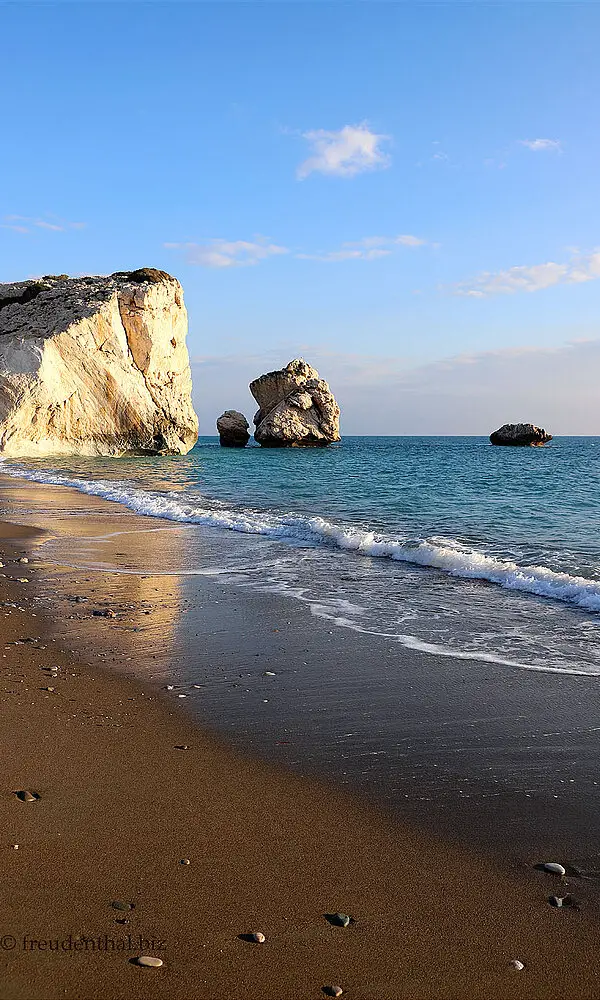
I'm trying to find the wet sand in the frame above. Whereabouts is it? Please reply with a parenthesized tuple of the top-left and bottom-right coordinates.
(1, 479, 600, 998)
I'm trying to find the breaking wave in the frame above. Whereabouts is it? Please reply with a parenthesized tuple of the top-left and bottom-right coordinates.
(3, 461, 600, 613)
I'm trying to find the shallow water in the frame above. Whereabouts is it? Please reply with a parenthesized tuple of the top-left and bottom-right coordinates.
(3, 435, 600, 675)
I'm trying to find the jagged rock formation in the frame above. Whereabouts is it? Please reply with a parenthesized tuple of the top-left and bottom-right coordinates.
(217, 410, 250, 447)
(0, 269, 198, 456)
(490, 423, 552, 447)
(250, 359, 341, 447)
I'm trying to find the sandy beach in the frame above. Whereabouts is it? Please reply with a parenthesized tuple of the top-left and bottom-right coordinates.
(0, 477, 598, 1000)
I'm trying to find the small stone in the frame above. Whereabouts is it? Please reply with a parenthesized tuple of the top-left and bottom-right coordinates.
(17, 578, 29, 583)
(180, 858, 191, 865)
(249, 932, 266, 943)
(165, 685, 174, 690)
(323, 987, 343, 997)
(178, 694, 187, 698)
(135, 956, 163, 968)
(328, 912, 351, 927)
(12, 844, 19, 850)
(15, 790, 38, 802)
(174, 745, 189, 750)
(549, 894, 579, 910)
(111, 900, 134, 911)
(192, 684, 202, 689)
(264, 671, 276, 676)
(541, 862, 566, 875)
(511, 960, 525, 971)
(18, 557, 29, 564)
(42, 686, 55, 692)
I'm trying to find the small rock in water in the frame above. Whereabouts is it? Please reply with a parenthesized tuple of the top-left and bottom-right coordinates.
(192, 684, 202, 689)
(511, 960, 525, 971)
(264, 671, 276, 676)
(15, 790, 38, 803)
(323, 987, 343, 997)
(111, 900, 134, 911)
(249, 932, 266, 943)
(135, 956, 163, 968)
(165, 685, 174, 690)
(541, 862, 566, 876)
(178, 694, 187, 698)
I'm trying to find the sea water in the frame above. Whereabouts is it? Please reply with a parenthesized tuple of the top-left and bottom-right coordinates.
(3, 435, 600, 675)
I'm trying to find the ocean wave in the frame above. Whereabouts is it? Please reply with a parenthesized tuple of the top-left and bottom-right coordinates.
(2, 461, 600, 613)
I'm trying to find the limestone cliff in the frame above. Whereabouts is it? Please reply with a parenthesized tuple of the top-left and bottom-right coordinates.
(0, 268, 198, 456)
(250, 358, 341, 447)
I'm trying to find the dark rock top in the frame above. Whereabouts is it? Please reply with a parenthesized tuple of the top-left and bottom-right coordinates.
(490, 423, 552, 447)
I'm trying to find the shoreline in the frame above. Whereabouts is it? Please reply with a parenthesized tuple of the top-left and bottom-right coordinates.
(1, 478, 600, 998)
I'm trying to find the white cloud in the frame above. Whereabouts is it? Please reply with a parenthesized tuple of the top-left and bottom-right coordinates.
(297, 123, 391, 179)
(1, 214, 85, 234)
(519, 138, 562, 152)
(165, 238, 289, 268)
(297, 234, 428, 262)
(453, 250, 600, 297)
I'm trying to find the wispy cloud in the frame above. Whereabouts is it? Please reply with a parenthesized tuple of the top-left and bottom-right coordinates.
(519, 138, 562, 152)
(0, 214, 85, 235)
(452, 250, 600, 298)
(297, 234, 429, 262)
(297, 123, 391, 179)
(165, 237, 289, 268)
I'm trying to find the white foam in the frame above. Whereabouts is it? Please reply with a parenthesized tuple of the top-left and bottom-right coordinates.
(2, 461, 600, 613)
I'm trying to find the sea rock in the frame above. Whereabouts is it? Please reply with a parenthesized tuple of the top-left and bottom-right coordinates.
(489, 423, 552, 447)
(250, 359, 341, 447)
(0, 269, 198, 456)
(216, 410, 250, 447)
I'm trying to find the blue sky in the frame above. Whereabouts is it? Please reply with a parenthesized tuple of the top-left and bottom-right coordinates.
(2, 1, 599, 433)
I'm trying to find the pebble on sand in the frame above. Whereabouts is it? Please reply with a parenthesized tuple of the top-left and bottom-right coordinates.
(135, 956, 164, 968)
(542, 862, 566, 875)
(111, 900, 135, 911)
(511, 960, 525, 971)
(323, 987, 343, 997)
(249, 932, 266, 943)
(328, 912, 351, 927)
(180, 858, 191, 865)
(14, 790, 39, 802)
(174, 744, 189, 750)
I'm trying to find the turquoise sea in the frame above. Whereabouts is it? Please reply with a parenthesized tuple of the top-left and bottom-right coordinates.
(3, 435, 600, 675)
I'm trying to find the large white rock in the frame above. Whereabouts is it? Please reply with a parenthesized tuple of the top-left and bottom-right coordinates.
(250, 359, 341, 447)
(0, 269, 198, 456)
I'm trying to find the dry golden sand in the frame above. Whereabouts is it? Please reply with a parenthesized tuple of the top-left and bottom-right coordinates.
(0, 513, 599, 1000)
